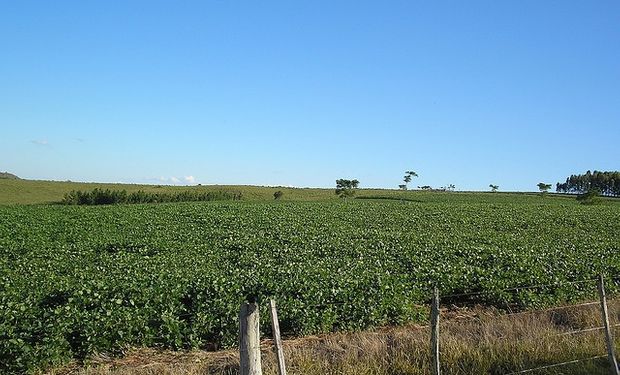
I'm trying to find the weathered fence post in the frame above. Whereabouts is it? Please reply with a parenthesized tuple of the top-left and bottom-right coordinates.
(240, 301, 263, 375)
(598, 275, 620, 375)
(269, 299, 287, 375)
(431, 286, 441, 375)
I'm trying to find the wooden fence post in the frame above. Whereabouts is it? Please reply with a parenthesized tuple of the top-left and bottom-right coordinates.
(269, 299, 287, 375)
(431, 286, 441, 375)
(598, 275, 620, 375)
(240, 302, 263, 375)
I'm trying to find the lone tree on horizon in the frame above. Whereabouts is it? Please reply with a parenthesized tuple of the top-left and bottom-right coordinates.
(401, 171, 418, 190)
(489, 184, 499, 193)
(335, 179, 359, 199)
(537, 182, 552, 196)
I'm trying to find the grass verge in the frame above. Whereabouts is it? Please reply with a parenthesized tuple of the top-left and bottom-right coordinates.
(45, 300, 620, 375)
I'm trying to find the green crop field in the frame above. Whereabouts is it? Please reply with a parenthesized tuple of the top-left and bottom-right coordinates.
(1, 182, 619, 373)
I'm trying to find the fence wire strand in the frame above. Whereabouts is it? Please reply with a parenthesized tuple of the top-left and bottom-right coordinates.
(440, 278, 599, 300)
(500, 301, 599, 318)
(277, 277, 605, 310)
(153, 276, 620, 373)
(503, 355, 607, 374)
(557, 323, 620, 336)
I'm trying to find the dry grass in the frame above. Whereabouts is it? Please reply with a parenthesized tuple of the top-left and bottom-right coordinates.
(45, 300, 620, 375)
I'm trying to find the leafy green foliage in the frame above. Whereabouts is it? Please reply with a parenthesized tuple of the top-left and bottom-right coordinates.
(402, 171, 418, 190)
(335, 179, 359, 199)
(576, 189, 602, 205)
(557, 170, 620, 196)
(0, 179, 346, 205)
(61, 188, 242, 205)
(537, 183, 552, 195)
(0, 197, 619, 373)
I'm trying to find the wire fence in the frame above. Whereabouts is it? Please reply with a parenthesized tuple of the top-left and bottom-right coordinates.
(503, 355, 608, 375)
(276, 275, 620, 374)
(432, 276, 619, 375)
(438, 277, 600, 300)
(167, 276, 620, 374)
(295, 275, 616, 310)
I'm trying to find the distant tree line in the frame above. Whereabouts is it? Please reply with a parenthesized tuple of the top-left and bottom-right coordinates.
(338, 170, 459, 198)
(556, 171, 620, 196)
(61, 188, 242, 205)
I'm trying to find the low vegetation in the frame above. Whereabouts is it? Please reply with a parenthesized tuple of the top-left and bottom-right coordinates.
(0, 179, 339, 205)
(1, 195, 619, 373)
(577, 189, 603, 205)
(48, 301, 620, 375)
(61, 188, 242, 205)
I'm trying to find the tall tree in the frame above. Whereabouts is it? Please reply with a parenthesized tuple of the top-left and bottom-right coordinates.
(556, 171, 620, 196)
(335, 179, 359, 199)
(401, 171, 418, 190)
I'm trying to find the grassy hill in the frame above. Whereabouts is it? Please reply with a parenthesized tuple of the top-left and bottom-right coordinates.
(0, 179, 340, 205)
(0, 177, 608, 206)
(0, 171, 20, 180)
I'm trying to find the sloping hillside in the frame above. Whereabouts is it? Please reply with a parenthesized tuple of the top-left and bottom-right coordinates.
(0, 171, 19, 179)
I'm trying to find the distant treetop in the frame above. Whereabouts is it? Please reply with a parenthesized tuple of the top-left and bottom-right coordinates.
(335, 179, 359, 199)
(556, 170, 620, 196)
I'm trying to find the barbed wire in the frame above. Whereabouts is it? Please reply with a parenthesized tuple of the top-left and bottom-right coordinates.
(171, 275, 620, 317)
(503, 354, 606, 374)
(253, 278, 603, 310)
(301, 300, 351, 308)
(175, 289, 610, 323)
(557, 323, 620, 336)
(500, 301, 599, 318)
(436, 300, 602, 327)
(440, 278, 599, 300)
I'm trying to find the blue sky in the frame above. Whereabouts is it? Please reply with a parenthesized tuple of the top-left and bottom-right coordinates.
(1, 1, 618, 191)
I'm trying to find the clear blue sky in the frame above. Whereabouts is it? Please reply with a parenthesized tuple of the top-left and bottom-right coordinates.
(1, 1, 618, 191)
